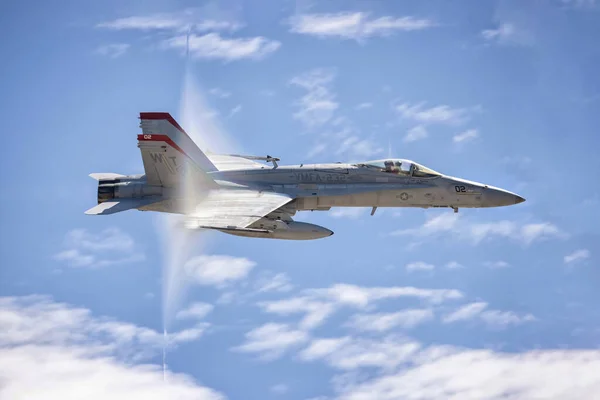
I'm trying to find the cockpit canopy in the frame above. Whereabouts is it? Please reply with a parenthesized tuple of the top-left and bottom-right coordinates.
(354, 159, 441, 178)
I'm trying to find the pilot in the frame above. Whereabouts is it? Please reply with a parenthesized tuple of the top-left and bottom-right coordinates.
(384, 161, 394, 173)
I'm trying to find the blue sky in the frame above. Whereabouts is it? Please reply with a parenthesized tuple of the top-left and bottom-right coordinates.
(1, 0, 600, 399)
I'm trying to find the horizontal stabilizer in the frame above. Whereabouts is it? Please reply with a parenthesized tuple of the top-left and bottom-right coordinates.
(89, 173, 126, 181)
(84, 198, 160, 215)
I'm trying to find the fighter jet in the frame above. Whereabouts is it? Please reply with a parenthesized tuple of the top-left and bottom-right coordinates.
(86, 112, 525, 240)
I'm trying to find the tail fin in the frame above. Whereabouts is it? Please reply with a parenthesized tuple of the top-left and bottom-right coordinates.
(137, 112, 217, 188)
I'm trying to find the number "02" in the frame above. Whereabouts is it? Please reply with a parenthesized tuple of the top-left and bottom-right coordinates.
(455, 185, 466, 193)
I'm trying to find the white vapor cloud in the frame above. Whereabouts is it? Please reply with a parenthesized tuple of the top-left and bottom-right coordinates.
(300, 335, 421, 371)
(176, 302, 214, 320)
(564, 249, 590, 264)
(391, 213, 565, 246)
(336, 135, 384, 159)
(270, 384, 289, 395)
(445, 261, 464, 269)
(290, 68, 338, 128)
(442, 301, 488, 323)
(258, 284, 462, 330)
(0, 295, 222, 400)
(334, 348, 600, 400)
(403, 125, 428, 142)
(355, 102, 372, 110)
(395, 102, 474, 126)
(405, 261, 435, 272)
(288, 12, 434, 41)
(347, 309, 434, 332)
(481, 22, 534, 46)
(97, 9, 243, 33)
(184, 254, 256, 287)
(484, 260, 510, 269)
(94, 43, 130, 58)
(330, 208, 366, 219)
(254, 272, 294, 293)
(307, 142, 327, 158)
(209, 87, 231, 98)
(453, 128, 479, 143)
(53, 228, 145, 269)
(163, 33, 280, 62)
(443, 301, 535, 328)
(232, 323, 309, 360)
(229, 104, 242, 117)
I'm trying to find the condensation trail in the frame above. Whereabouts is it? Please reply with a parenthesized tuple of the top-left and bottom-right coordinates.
(163, 328, 167, 382)
(159, 49, 241, 332)
(158, 28, 242, 377)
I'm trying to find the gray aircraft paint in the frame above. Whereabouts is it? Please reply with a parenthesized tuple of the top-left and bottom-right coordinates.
(86, 113, 525, 240)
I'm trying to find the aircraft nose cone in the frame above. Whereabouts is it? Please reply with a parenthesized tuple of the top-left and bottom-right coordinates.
(483, 186, 525, 207)
(514, 195, 526, 204)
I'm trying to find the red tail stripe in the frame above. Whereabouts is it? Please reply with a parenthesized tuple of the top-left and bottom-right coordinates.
(137, 134, 188, 157)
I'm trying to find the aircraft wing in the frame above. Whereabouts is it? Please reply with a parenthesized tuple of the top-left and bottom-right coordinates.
(185, 189, 294, 230)
(205, 153, 267, 171)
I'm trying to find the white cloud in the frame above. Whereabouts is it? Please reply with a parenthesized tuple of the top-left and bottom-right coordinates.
(520, 222, 563, 245)
(484, 260, 510, 269)
(309, 284, 463, 307)
(334, 348, 600, 400)
(176, 302, 214, 320)
(97, 9, 242, 33)
(481, 23, 534, 46)
(405, 261, 435, 272)
(479, 310, 536, 327)
(307, 142, 327, 158)
(0, 295, 222, 400)
(228, 104, 242, 117)
(347, 309, 434, 332)
(403, 125, 428, 143)
(258, 297, 336, 330)
(259, 284, 462, 330)
(288, 12, 434, 41)
(232, 323, 309, 360)
(94, 43, 130, 58)
(64, 228, 135, 252)
(453, 128, 479, 143)
(300, 335, 421, 371)
(290, 68, 338, 128)
(254, 272, 294, 293)
(564, 249, 590, 264)
(391, 213, 565, 246)
(163, 33, 280, 62)
(216, 291, 236, 305)
(443, 301, 535, 328)
(330, 208, 366, 219)
(442, 302, 488, 323)
(209, 87, 231, 98)
(355, 102, 372, 110)
(395, 102, 473, 126)
(53, 228, 144, 269)
(391, 213, 458, 237)
(184, 255, 256, 287)
(336, 136, 384, 158)
(270, 384, 289, 395)
(445, 261, 464, 269)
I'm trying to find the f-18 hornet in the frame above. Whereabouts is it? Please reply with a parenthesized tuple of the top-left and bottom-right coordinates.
(86, 112, 525, 240)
